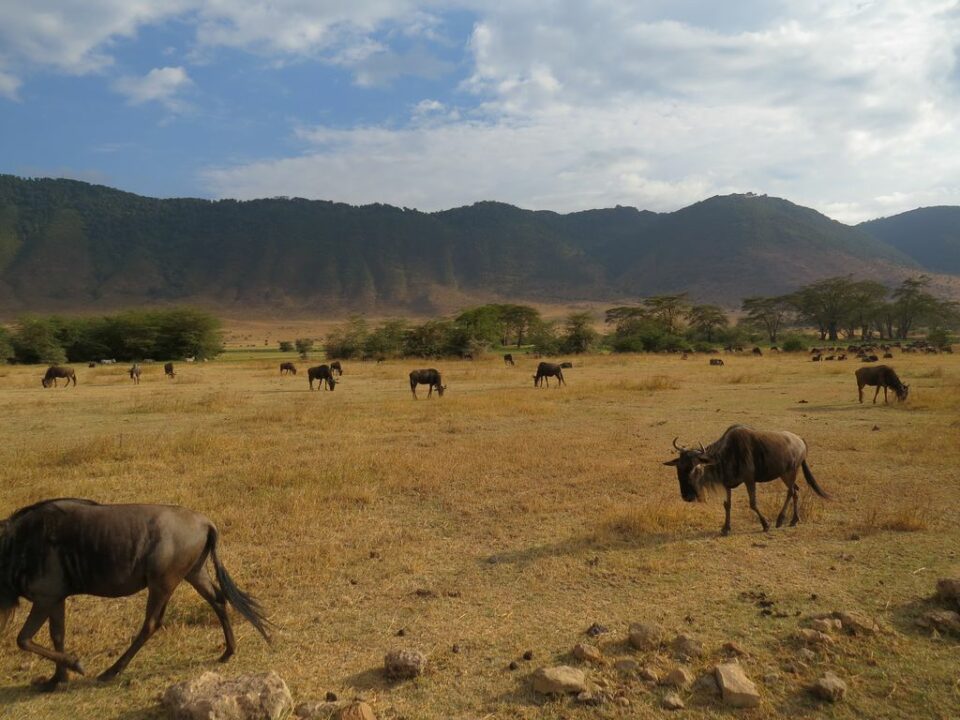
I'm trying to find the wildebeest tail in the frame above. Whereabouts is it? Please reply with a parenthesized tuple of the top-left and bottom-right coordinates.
(207, 528, 272, 642)
(801, 460, 830, 499)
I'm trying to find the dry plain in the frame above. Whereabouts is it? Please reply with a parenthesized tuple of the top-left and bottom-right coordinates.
(0, 350, 958, 719)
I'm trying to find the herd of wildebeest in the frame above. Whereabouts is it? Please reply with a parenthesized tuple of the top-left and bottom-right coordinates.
(2, 339, 943, 691)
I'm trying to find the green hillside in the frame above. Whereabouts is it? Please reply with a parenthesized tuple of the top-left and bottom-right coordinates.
(860, 206, 960, 275)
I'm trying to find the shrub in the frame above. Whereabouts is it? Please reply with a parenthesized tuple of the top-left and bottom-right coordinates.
(781, 335, 807, 352)
(278, 340, 294, 352)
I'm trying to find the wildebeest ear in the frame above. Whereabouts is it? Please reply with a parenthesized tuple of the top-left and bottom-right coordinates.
(663, 458, 680, 466)
(696, 453, 715, 464)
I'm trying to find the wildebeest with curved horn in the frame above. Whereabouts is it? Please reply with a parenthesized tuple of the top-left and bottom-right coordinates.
(329, 360, 343, 377)
(164, 362, 176, 378)
(663, 425, 830, 535)
(280, 362, 297, 375)
(409, 369, 445, 398)
(533, 362, 565, 388)
(308, 364, 337, 390)
(0, 498, 270, 690)
(129, 364, 141, 384)
(41, 366, 76, 388)
(855, 365, 909, 404)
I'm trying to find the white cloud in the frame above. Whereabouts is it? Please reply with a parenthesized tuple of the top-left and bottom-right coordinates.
(0, 69, 21, 100)
(113, 66, 192, 109)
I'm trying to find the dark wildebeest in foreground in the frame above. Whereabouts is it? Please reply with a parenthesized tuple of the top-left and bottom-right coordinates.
(409, 369, 445, 398)
(0, 498, 270, 690)
(129, 364, 141, 384)
(533, 362, 565, 388)
(855, 365, 909, 404)
(164, 362, 175, 378)
(329, 361, 343, 377)
(41, 366, 76, 388)
(308, 365, 337, 391)
(280, 362, 297, 375)
(709, 358, 724, 366)
(664, 425, 830, 535)
(503, 353, 515, 366)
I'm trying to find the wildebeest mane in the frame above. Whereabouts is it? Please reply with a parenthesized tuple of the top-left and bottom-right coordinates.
(7, 497, 100, 522)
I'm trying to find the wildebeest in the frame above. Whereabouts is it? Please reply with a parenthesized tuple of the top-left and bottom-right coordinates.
(129, 364, 141, 384)
(861, 354, 879, 363)
(560, 361, 573, 369)
(41, 366, 76, 388)
(87, 362, 96, 369)
(811, 353, 822, 362)
(307, 364, 337, 390)
(503, 353, 515, 366)
(409, 369, 446, 398)
(752, 347, 763, 356)
(709, 358, 724, 366)
(0, 498, 270, 689)
(280, 362, 297, 375)
(164, 362, 175, 378)
(330, 360, 343, 377)
(855, 365, 909, 404)
(883, 352, 893, 359)
(663, 425, 829, 535)
(533, 362, 565, 387)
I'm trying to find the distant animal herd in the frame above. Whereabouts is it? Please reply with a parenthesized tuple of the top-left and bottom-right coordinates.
(6, 339, 947, 690)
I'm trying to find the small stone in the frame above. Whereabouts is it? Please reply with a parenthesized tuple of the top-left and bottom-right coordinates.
(917, 609, 960, 635)
(798, 648, 817, 662)
(451, 644, 460, 654)
(836, 610, 879, 636)
(575, 690, 604, 706)
(628, 622, 664, 650)
(936, 578, 960, 606)
(395, 628, 406, 637)
(295, 700, 345, 719)
(572, 643, 603, 664)
(384, 649, 427, 679)
(662, 667, 693, 688)
(508, 661, 519, 671)
(325, 691, 339, 702)
(671, 633, 704, 659)
(797, 628, 834, 646)
(585, 623, 608, 637)
(522, 649, 534, 661)
(334, 703, 377, 720)
(763, 672, 780, 685)
(871, 425, 880, 431)
(616, 696, 630, 707)
(531, 666, 587, 695)
(810, 618, 842, 633)
(662, 691, 685, 710)
(722, 641, 746, 656)
(715, 662, 761, 708)
(614, 659, 639, 675)
(639, 666, 660, 683)
(812, 672, 847, 702)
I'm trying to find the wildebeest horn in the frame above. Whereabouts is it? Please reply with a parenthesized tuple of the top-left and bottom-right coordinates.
(697, 442, 705, 454)
(672, 437, 683, 451)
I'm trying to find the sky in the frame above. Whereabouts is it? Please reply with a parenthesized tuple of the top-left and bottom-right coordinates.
(1, 0, 958, 223)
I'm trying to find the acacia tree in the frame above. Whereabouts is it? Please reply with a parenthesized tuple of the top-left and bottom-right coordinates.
(844, 280, 888, 340)
(741, 296, 792, 343)
(788, 276, 861, 341)
(561, 312, 598, 353)
(642, 294, 689, 334)
(890, 276, 957, 339)
(686, 304, 729, 342)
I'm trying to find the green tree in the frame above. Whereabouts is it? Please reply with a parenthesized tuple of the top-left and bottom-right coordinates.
(294, 338, 315, 358)
(0, 327, 13, 363)
(642, 294, 689, 334)
(278, 340, 294, 352)
(741, 296, 792, 343)
(12, 317, 66, 364)
(686, 304, 729, 343)
(324, 316, 368, 359)
(561, 312, 598, 353)
(891, 276, 958, 339)
(788, 276, 860, 341)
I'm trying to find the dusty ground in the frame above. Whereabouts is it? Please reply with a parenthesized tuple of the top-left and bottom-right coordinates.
(0, 349, 957, 719)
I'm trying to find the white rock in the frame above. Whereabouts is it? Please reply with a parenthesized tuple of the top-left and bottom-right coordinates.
(531, 666, 587, 695)
(715, 662, 761, 708)
(162, 671, 293, 720)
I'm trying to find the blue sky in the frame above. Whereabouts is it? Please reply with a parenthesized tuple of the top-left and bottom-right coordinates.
(1, 1, 959, 222)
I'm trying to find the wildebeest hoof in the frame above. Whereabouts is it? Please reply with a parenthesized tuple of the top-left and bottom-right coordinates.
(32, 675, 64, 692)
(720, 527, 731, 536)
(97, 669, 118, 683)
(67, 657, 85, 675)
(218, 649, 234, 663)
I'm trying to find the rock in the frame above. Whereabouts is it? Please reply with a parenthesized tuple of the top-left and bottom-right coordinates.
(796, 628, 834, 646)
(384, 649, 428, 679)
(522, 649, 534, 661)
(722, 641, 746, 656)
(797, 648, 817, 662)
(936, 578, 960, 606)
(810, 618, 841, 633)
(715, 662, 761, 708)
(575, 690, 604, 706)
(639, 666, 660, 683)
(572, 642, 604, 664)
(661, 667, 693, 688)
(692, 672, 719, 695)
(812, 672, 847, 702)
(531, 666, 587, 695)
(295, 700, 347, 720)
(333, 703, 376, 720)
(162, 671, 293, 720)
(585, 623, 609, 637)
(763, 672, 780, 685)
(508, 661, 519, 671)
(616, 696, 630, 707)
(325, 692, 338, 703)
(671, 633, 704, 659)
(614, 659, 640, 675)
(662, 691, 685, 710)
(628, 622, 664, 650)
(836, 610, 879, 636)
(917, 609, 960, 635)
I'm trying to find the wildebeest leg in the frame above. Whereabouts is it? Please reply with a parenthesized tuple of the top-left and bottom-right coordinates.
(30, 600, 71, 691)
(746, 482, 770, 532)
(857, 382, 863, 403)
(790, 485, 801, 526)
(721, 487, 732, 535)
(98, 583, 176, 681)
(873, 386, 880, 404)
(776, 470, 798, 528)
(16, 602, 85, 679)
(883, 386, 888, 404)
(186, 567, 237, 662)
(427, 384, 433, 398)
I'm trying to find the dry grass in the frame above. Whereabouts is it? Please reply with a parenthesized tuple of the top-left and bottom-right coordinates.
(0, 350, 958, 719)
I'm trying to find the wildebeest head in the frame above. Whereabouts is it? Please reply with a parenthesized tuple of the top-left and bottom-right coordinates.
(896, 383, 910, 401)
(437, 384, 447, 397)
(663, 437, 713, 502)
(41, 378, 51, 388)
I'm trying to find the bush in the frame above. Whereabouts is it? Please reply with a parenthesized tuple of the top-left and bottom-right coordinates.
(781, 335, 807, 352)
(12, 317, 67, 364)
(278, 340, 294, 352)
(927, 327, 954, 348)
(0, 328, 14, 363)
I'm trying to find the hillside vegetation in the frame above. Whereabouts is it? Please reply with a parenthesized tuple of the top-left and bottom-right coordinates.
(860, 207, 960, 275)
(0, 176, 939, 315)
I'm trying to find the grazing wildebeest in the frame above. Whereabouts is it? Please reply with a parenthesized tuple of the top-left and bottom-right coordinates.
(811, 353, 822, 362)
(409, 369, 446, 398)
(129, 364, 141, 384)
(533, 362, 565, 387)
(856, 365, 909, 404)
(0, 498, 270, 690)
(280, 362, 297, 375)
(503, 353, 515, 366)
(837, 353, 847, 361)
(329, 361, 343, 377)
(752, 347, 763, 356)
(560, 361, 573, 369)
(41, 366, 76, 388)
(861, 354, 879, 363)
(709, 358, 724, 366)
(307, 364, 337, 391)
(663, 425, 829, 535)
(87, 362, 96, 369)
(164, 362, 175, 378)
(883, 352, 893, 359)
